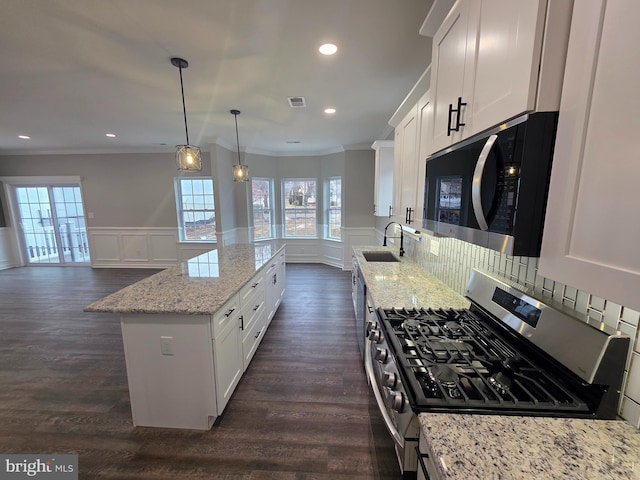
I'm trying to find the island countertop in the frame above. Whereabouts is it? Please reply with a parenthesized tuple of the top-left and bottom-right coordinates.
(85, 241, 285, 315)
(352, 246, 469, 310)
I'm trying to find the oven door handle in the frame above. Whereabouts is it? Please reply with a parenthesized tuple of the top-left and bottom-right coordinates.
(364, 340, 405, 446)
(471, 134, 497, 231)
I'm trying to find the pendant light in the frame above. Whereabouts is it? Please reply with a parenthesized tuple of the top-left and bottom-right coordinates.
(231, 109, 249, 182)
(171, 57, 202, 171)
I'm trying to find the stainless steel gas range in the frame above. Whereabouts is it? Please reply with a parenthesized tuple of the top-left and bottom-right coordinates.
(364, 269, 631, 480)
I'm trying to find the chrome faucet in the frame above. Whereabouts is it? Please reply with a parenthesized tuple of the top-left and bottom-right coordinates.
(383, 221, 404, 257)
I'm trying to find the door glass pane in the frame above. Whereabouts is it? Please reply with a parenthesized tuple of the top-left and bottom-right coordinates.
(14, 185, 90, 265)
(16, 187, 60, 264)
(52, 186, 90, 263)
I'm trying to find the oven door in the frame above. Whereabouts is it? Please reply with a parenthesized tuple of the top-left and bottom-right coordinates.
(365, 321, 419, 478)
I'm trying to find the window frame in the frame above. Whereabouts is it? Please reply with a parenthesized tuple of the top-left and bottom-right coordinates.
(326, 176, 342, 241)
(281, 178, 317, 238)
(251, 177, 275, 241)
(174, 177, 217, 243)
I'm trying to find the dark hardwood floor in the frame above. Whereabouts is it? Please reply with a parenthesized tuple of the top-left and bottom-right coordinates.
(0, 264, 402, 479)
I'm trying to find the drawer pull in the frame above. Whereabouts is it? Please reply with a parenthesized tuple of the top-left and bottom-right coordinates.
(253, 304, 260, 312)
(252, 282, 259, 288)
(415, 446, 431, 479)
(255, 329, 262, 339)
(224, 307, 236, 317)
(239, 315, 244, 330)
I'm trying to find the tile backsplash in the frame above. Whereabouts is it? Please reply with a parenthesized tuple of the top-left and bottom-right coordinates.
(398, 231, 640, 429)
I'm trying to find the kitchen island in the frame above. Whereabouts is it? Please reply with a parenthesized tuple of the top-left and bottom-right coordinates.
(85, 241, 286, 430)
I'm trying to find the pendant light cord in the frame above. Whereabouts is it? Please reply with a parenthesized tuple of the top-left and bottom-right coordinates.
(178, 65, 190, 146)
(233, 112, 242, 166)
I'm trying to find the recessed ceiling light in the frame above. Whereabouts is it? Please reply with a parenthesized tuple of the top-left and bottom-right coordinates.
(319, 43, 338, 55)
(324, 108, 336, 114)
(18, 135, 30, 139)
(286, 141, 301, 144)
(105, 133, 116, 138)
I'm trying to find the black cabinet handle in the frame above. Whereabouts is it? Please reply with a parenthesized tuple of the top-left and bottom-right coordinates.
(225, 307, 236, 317)
(455, 96, 467, 130)
(415, 446, 431, 479)
(388, 205, 392, 218)
(239, 315, 244, 330)
(447, 97, 467, 136)
(406, 207, 414, 225)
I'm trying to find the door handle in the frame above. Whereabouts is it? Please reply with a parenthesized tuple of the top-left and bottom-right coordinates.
(472, 134, 498, 231)
(455, 96, 467, 130)
(447, 102, 454, 136)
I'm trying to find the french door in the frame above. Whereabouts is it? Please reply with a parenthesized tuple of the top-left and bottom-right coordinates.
(14, 185, 90, 265)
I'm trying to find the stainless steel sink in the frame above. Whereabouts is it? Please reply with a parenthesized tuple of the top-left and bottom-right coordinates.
(362, 251, 400, 262)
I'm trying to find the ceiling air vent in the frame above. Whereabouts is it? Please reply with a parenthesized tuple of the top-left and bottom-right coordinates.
(288, 96, 306, 108)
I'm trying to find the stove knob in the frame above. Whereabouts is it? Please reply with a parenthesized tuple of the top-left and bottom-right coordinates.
(383, 372, 397, 388)
(368, 329, 382, 343)
(374, 347, 388, 363)
(365, 320, 378, 334)
(388, 390, 406, 413)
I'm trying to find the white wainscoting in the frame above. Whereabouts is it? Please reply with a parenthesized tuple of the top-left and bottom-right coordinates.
(342, 227, 377, 270)
(0, 227, 19, 270)
(89, 228, 180, 268)
(88, 226, 377, 270)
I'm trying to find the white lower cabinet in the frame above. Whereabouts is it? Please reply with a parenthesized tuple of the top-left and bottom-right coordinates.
(240, 278, 266, 371)
(212, 294, 243, 415)
(266, 250, 286, 325)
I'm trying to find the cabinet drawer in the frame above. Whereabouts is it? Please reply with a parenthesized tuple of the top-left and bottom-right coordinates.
(241, 288, 265, 343)
(242, 302, 266, 370)
(212, 294, 239, 339)
(239, 272, 265, 305)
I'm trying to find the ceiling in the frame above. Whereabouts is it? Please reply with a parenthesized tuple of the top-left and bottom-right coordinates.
(0, 0, 433, 157)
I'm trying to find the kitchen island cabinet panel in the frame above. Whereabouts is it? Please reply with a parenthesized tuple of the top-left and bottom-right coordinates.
(539, 0, 640, 312)
(121, 314, 217, 430)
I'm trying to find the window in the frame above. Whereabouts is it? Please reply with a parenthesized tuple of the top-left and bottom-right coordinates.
(175, 177, 216, 242)
(282, 179, 316, 237)
(327, 177, 342, 240)
(252, 178, 275, 240)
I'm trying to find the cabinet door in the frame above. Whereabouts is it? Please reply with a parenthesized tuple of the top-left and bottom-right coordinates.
(398, 105, 419, 223)
(414, 90, 433, 224)
(213, 312, 243, 414)
(372, 141, 394, 217)
(539, 0, 640, 312)
(429, 0, 475, 154)
(469, 0, 545, 135)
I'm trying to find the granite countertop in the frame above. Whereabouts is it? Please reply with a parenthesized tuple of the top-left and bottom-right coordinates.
(85, 241, 285, 315)
(419, 413, 640, 480)
(352, 246, 469, 310)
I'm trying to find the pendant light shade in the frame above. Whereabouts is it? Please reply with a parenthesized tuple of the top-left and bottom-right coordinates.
(231, 109, 249, 182)
(171, 57, 202, 171)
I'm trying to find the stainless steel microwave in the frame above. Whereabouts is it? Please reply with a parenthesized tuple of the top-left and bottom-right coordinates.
(423, 112, 558, 256)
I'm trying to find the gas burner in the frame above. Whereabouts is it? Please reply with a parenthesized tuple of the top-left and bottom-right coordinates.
(401, 319, 422, 331)
(488, 372, 512, 396)
(428, 365, 461, 399)
(442, 321, 464, 337)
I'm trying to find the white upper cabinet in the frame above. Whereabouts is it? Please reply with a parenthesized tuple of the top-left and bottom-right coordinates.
(539, 0, 640, 312)
(427, 0, 572, 156)
(429, 0, 476, 153)
(372, 140, 394, 218)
